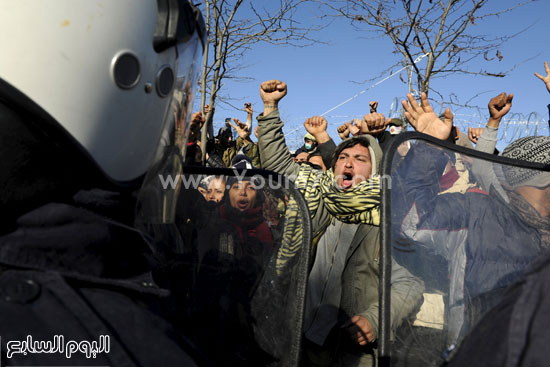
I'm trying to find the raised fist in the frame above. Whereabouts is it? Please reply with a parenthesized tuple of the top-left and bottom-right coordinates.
(488, 92, 513, 123)
(349, 119, 361, 136)
(191, 111, 205, 126)
(244, 102, 253, 114)
(360, 113, 390, 135)
(304, 116, 327, 136)
(369, 101, 378, 113)
(337, 122, 351, 140)
(260, 80, 287, 104)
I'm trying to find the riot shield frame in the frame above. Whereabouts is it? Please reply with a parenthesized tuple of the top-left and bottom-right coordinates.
(178, 164, 313, 366)
(379, 131, 550, 366)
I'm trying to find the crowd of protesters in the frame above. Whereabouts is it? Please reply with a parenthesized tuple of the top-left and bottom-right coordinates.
(181, 60, 550, 366)
(10, 2, 550, 366)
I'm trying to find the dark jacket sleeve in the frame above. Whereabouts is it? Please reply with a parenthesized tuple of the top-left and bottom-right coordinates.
(375, 131, 392, 152)
(448, 250, 550, 367)
(316, 138, 337, 169)
(392, 141, 471, 258)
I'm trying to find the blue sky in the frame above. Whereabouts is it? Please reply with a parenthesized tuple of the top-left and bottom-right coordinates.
(205, 0, 550, 151)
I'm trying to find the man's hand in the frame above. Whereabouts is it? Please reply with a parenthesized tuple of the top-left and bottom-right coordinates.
(189, 112, 205, 141)
(304, 116, 330, 144)
(254, 125, 259, 139)
(349, 118, 361, 136)
(191, 111, 205, 127)
(402, 93, 453, 140)
(468, 127, 485, 144)
(337, 122, 351, 140)
(369, 101, 378, 113)
(260, 80, 286, 116)
(244, 102, 253, 115)
(304, 116, 327, 136)
(233, 117, 249, 131)
(488, 92, 513, 127)
(534, 61, 550, 94)
(342, 315, 375, 346)
(229, 118, 250, 139)
(260, 80, 287, 104)
(360, 113, 390, 135)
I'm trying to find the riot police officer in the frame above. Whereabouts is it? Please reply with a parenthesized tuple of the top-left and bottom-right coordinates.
(0, 1, 206, 365)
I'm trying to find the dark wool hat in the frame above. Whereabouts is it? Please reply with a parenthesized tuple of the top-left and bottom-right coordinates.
(231, 154, 255, 170)
(502, 136, 550, 188)
(226, 154, 263, 191)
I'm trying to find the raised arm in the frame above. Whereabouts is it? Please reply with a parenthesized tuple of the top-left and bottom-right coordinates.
(393, 93, 470, 257)
(471, 92, 513, 201)
(303, 116, 330, 145)
(534, 60, 550, 94)
(244, 102, 253, 131)
(337, 122, 351, 140)
(256, 80, 301, 178)
(469, 91, 512, 151)
(359, 112, 392, 136)
(401, 93, 453, 140)
(304, 116, 336, 169)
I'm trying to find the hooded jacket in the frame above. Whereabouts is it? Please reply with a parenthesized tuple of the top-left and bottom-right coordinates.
(257, 110, 423, 365)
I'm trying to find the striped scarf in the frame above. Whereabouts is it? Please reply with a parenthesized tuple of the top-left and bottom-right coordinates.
(295, 165, 381, 227)
(275, 164, 380, 275)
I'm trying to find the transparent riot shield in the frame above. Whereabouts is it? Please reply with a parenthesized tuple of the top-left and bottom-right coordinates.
(380, 133, 550, 367)
(149, 165, 311, 366)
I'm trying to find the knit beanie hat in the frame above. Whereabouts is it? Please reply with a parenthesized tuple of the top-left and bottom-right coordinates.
(501, 136, 550, 188)
(225, 154, 264, 207)
(226, 154, 264, 191)
(231, 154, 255, 170)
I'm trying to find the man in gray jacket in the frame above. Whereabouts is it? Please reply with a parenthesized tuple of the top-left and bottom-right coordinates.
(256, 80, 423, 366)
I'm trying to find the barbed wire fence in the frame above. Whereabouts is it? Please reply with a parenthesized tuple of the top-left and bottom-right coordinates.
(453, 111, 549, 145)
(282, 98, 549, 151)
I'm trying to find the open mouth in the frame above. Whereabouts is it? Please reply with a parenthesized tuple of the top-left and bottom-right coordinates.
(237, 199, 249, 210)
(341, 173, 354, 189)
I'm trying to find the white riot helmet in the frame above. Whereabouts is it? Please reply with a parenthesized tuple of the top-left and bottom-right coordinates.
(0, 0, 205, 184)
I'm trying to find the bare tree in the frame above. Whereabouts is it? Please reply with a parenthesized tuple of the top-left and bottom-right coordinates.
(198, 0, 319, 161)
(325, 0, 535, 101)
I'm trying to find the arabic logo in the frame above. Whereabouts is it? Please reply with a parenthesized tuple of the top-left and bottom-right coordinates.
(6, 335, 110, 359)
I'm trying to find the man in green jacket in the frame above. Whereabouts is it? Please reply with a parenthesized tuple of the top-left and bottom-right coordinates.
(224, 118, 261, 168)
(256, 80, 423, 366)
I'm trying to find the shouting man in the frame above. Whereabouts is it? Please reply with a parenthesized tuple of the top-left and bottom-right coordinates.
(256, 80, 423, 366)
